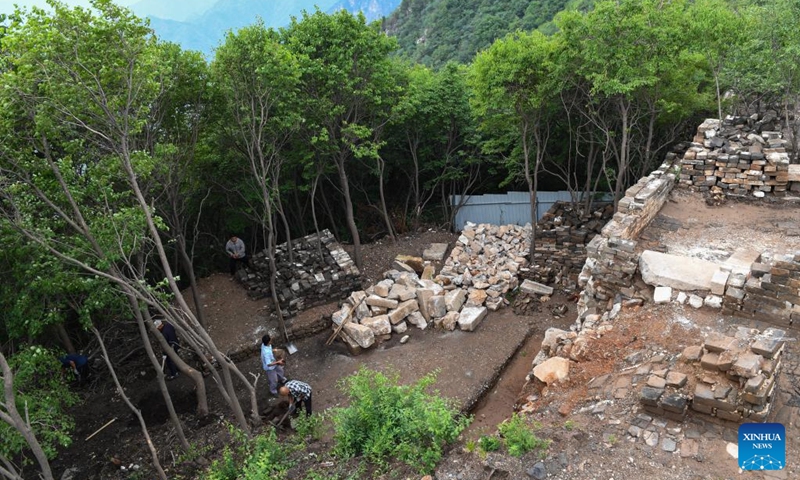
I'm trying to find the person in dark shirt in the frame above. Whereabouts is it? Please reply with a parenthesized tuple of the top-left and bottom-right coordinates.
(279, 380, 312, 417)
(59, 354, 89, 383)
(155, 319, 180, 380)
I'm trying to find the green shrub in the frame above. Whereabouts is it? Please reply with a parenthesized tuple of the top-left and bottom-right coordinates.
(478, 435, 501, 453)
(332, 367, 470, 474)
(0, 346, 78, 462)
(498, 413, 550, 457)
(293, 410, 326, 443)
(203, 427, 294, 480)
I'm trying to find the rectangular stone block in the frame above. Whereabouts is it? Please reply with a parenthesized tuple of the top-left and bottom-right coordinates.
(366, 295, 398, 309)
(700, 352, 720, 370)
(710, 270, 730, 295)
(457, 306, 488, 332)
(704, 333, 738, 353)
(715, 409, 742, 422)
(388, 299, 420, 325)
(750, 336, 785, 359)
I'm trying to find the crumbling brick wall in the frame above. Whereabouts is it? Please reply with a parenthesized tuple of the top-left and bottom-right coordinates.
(576, 159, 679, 325)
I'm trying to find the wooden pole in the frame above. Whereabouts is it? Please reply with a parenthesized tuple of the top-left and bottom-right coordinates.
(85, 417, 117, 442)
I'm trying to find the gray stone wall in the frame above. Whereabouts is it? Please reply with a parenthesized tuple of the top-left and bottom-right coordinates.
(530, 202, 613, 287)
(723, 252, 800, 328)
(679, 116, 799, 197)
(240, 229, 361, 317)
(576, 160, 679, 325)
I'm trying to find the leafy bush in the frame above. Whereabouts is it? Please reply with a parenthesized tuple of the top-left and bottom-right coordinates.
(0, 346, 78, 462)
(478, 435, 501, 453)
(332, 368, 470, 474)
(497, 413, 550, 457)
(204, 427, 294, 480)
(293, 410, 326, 443)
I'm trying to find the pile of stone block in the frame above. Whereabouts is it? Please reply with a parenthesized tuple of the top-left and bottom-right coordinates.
(243, 229, 361, 317)
(330, 269, 487, 352)
(687, 328, 784, 423)
(639, 367, 690, 422)
(329, 222, 531, 352)
(437, 222, 529, 311)
(679, 116, 799, 197)
(733, 253, 800, 327)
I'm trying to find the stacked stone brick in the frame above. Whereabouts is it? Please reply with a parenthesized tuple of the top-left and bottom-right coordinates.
(637, 327, 785, 424)
(679, 117, 798, 197)
(728, 253, 800, 328)
(577, 160, 678, 324)
(242, 229, 361, 317)
(531, 202, 613, 287)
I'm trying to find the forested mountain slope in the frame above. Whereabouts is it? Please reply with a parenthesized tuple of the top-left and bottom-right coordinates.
(384, 0, 592, 66)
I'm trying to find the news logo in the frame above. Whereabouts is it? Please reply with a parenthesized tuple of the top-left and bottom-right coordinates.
(738, 423, 786, 470)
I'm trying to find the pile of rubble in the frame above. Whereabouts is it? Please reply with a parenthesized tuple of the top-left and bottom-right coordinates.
(243, 229, 361, 317)
(679, 116, 800, 197)
(329, 222, 533, 352)
(640, 327, 786, 424)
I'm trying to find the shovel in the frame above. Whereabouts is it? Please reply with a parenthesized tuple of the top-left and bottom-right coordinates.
(276, 311, 298, 355)
(270, 405, 295, 429)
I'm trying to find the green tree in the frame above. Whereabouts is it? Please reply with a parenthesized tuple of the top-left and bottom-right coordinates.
(687, 0, 749, 121)
(212, 20, 302, 363)
(284, 9, 400, 270)
(471, 30, 560, 255)
(0, 347, 78, 480)
(556, 0, 706, 203)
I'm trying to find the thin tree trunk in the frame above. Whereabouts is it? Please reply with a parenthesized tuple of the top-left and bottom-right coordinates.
(130, 298, 190, 451)
(276, 193, 294, 263)
(336, 155, 362, 270)
(54, 323, 75, 355)
(310, 169, 324, 262)
(0, 352, 54, 480)
(91, 327, 168, 480)
(376, 157, 396, 242)
(178, 235, 206, 329)
(142, 309, 209, 418)
(319, 180, 342, 241)
(0, 454, 23, 480)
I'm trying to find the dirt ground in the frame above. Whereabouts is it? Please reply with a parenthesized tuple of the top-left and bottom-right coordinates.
(46, 227, 569, 480)
(42, 193, 800, 480)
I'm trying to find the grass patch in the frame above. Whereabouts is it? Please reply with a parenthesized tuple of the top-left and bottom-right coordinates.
(498, 413, 551, 457)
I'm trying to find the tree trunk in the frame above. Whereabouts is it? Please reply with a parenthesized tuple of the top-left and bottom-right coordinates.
(92, 328, 168, 480)
(177, 235, 206, 329)
(54, 323, 76, 355)
(0, 352, 55, 480)
(376, 156, 396, 242)
(310, 169, 324, 262)
(143, 310, 210, 418)
(130, 298, 190, 451)
(335, 155, 362, 270)
(276, 193, 294, 263)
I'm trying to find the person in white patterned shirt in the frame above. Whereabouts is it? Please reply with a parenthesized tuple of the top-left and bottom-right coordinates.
(279, 379, 312, 416)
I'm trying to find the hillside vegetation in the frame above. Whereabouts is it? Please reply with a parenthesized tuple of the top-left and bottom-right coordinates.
(384, 0, 592, 66)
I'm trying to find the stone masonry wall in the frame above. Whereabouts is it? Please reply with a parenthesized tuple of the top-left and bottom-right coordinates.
(576, 159, 679, 327)
(679, 116, 800, 197)
(241, 229, 361, 317)
(530, 201, 613, 288)
(724, 252, 800, 328)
